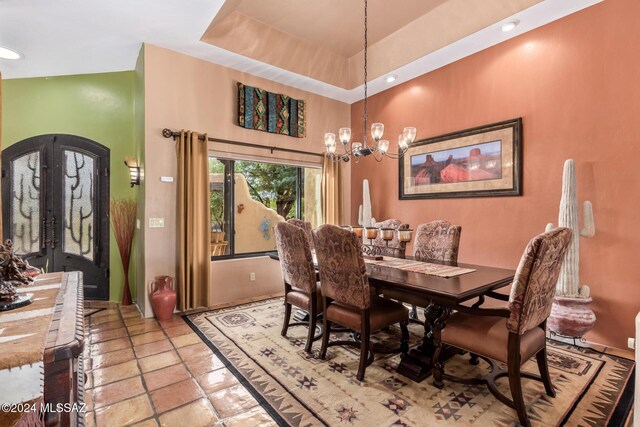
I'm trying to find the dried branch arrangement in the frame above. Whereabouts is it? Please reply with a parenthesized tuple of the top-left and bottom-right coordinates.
(110, 198, 137, 305)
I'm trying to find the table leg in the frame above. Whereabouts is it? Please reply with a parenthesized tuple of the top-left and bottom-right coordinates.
(396, 301, 455, 382)
(431, 307, 452, 388)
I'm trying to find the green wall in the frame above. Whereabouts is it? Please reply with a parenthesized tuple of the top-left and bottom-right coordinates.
(2, 71, 139, 302)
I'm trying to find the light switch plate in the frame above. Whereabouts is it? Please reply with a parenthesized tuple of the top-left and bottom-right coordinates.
(136, 219, 141, 230)
(149, 218, 165, 228)
(160, 176, 174, 183)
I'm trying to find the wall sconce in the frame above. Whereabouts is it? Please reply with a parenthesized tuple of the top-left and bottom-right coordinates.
(124, 157, 141, 188)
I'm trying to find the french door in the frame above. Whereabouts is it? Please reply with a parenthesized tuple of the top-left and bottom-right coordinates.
(2, 134, 110, 299)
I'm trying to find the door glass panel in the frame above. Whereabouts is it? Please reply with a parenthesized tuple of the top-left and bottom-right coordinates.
(10, 152, 41, 254)
(63, 151, 94, 261)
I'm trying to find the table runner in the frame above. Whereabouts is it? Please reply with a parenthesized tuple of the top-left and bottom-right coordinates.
(365, 257, 476, 278)
(0, 274, 62, 408)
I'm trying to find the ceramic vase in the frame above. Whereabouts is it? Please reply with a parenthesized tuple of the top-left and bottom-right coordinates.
(548, 296, 596, 338)
(149, 276, 177, 321)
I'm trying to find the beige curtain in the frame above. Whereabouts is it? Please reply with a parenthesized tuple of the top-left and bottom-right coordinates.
(177, 131, 211, 310)
(321, 154, 342, 225)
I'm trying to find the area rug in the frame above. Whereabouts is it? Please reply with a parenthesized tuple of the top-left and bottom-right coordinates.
(184, 298, 634, 426)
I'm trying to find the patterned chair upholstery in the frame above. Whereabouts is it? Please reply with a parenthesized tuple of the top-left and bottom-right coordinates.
(433, 227, 572, 427)
(366, 218, 409, 257)
(413, 220, 462, 262)
(313, 224, 409, 381)
(286, 218, 314, 251)
(274, 222, 321, 353)
(384, 220, 461, 320)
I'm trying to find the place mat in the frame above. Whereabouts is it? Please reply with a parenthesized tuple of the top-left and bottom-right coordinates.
(366, 257, 476, 278)
(185, 298, 635, 427)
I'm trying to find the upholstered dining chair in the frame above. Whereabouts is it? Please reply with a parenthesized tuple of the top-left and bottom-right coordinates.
(313, 224, 410, 381)
(405, 220, 463, 321)
(381, 220, 462, 322)
(413, 220, 462, 262)
(274, 221, 322, 353)
(286, 218, 314, 251)
(432, 227, 572, 427)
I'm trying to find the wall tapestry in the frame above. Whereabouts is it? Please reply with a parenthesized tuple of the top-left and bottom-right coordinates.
(399, 118, 522, 199)
(237, 82, 305, 138)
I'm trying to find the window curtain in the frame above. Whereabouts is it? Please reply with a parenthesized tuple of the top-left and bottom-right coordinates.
(321, 154, 342, 225)
(176, 131, 211, 310)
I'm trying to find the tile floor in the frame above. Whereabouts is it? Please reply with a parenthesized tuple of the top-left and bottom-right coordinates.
(83, 301, 635, 427)
(83, 301, 277, 427)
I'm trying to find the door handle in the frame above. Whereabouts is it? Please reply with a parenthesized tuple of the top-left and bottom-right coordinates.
(43, 216, 57, 249)
(50, 216, 57, 249)
(42, 217, 49, 249)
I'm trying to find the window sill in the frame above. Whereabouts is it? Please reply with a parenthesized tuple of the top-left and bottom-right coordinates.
(210, 252, 275, 262)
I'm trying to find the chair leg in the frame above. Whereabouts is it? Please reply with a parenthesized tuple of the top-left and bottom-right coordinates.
(507, 357, 530, 427)
(357, 326, 370, 381)
(536, 347, 555, 397)
(320, 317, 331, 360)
(281, 302, 291, 337)
(399, 320, 409, 356)
(305, 310, 317, 353)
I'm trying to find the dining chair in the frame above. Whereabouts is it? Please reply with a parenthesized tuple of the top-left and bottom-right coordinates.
(274, 221, 322, 353)
(286, 218, 314, 251)
(382, 220, 462, 322)
(313, 224, 409, 381)
(413, 220, 462, 262)
(432, 227, 572, 427)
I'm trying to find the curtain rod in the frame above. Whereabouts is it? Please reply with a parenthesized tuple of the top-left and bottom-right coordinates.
(161, 128, 324, 158)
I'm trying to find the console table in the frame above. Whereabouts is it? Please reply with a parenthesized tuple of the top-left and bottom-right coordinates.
(0, 272, 85, 427)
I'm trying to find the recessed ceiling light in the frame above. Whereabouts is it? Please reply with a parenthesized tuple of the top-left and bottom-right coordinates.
(501, 20, 520, 32)
(385, 74, 398, 83)
(0, 46, 23, 60)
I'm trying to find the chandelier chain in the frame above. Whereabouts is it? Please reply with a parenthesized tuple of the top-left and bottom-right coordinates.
(323, 0, 416, 162)
(363, 0, 368, 147)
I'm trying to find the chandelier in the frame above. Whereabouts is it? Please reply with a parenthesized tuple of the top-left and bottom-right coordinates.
(324, 0, 417, 163)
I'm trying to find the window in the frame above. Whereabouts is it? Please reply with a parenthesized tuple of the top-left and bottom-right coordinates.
(209, 157, 321, 258)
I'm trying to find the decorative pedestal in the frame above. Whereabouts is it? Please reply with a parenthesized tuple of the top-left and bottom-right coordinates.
(548, 296, 596, 338)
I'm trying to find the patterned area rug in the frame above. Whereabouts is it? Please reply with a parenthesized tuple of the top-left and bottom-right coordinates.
(185, 298, 634, 426)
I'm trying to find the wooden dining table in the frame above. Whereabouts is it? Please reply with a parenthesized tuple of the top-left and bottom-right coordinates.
(268, 252, 515, 382)
(364, 256, 515, 382)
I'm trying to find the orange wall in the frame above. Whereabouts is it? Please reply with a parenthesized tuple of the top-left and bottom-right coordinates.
(350, 0, 640, 348)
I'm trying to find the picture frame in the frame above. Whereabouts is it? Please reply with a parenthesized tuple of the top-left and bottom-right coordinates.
(399, 118, 522, 199)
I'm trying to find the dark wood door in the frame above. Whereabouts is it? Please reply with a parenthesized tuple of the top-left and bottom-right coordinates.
(2, 135, 110, 299)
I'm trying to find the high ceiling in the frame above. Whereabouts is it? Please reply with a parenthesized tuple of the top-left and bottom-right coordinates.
(217, 0, 448, 58)
(0, 0, 602, 103)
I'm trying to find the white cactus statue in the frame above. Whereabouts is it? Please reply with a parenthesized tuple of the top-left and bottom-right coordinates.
(546, 159, 595, 298)
(358, 179, 376, 244)
(358, 179, 376, 227)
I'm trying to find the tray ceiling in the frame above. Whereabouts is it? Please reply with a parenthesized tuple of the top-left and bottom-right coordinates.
(0, 0, 602, 103)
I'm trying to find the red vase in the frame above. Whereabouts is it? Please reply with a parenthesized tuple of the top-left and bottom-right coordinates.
(149, 276, 177, 321)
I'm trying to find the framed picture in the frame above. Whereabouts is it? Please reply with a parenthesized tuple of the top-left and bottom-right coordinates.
(399, 118, 522, 199)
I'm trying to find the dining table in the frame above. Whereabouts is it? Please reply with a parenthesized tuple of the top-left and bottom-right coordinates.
(268, 252, 515, 382)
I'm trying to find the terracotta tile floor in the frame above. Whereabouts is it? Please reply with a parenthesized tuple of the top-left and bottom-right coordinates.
(83, 301, 635, 427)
(83, 302, 276, 427)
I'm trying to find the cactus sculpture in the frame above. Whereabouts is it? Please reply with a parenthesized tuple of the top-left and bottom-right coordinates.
(546, 159, 595, 298)
(358, 179, 376, 244)
(357, 179, 376, 228)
